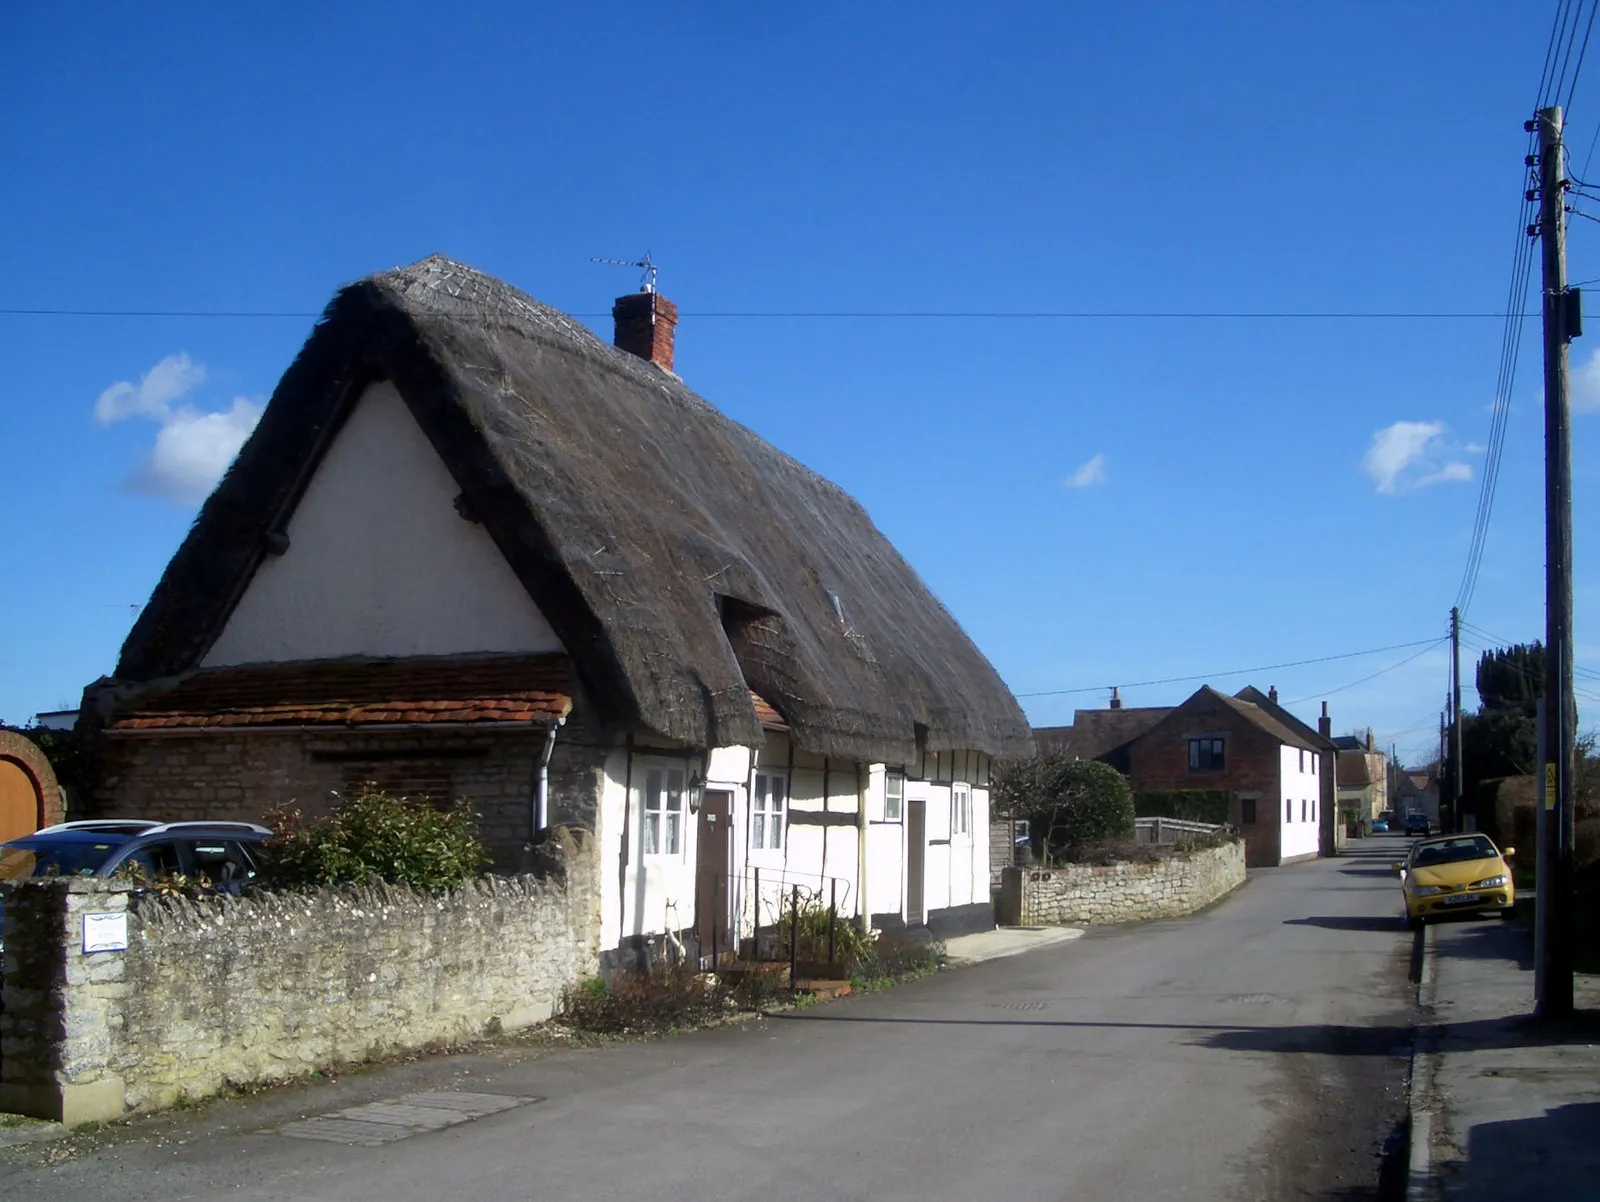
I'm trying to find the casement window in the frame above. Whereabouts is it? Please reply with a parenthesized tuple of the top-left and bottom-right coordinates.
(952, 782, 972, 837)
(1298, 749, 1305, 772)
(1188, 737, 1225, 771)
(1285, 799, 1293, 823)
(1241, 797, 1258, 824)
(1311, 753, 1319, 774)
(885, 771, 904, 822)
(641, 765, 686, 856)
(752, 770, 787, 851)
(1302, 799, 1309, 822)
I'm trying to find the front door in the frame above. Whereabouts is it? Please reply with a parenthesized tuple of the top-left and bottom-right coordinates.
(696, 790, 734, 957)
(906, 798, 927, 926)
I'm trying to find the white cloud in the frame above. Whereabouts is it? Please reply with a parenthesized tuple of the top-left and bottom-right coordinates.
(94, 353, 207, 424)
(1063, 452, 1108, 489)
(1415, 462, 1473, 488)
(128, 398, 263, 503)
(1362, 420, 1472, 495)
(95, 354, 262, 503)
(1573, 347, 1600, 413)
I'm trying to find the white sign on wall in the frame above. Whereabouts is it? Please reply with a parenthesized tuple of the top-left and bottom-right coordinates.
(82, 912, 129, 954)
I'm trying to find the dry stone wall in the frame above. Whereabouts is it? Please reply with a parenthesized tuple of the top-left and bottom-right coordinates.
(0, 832, 598, 1124)
(1010, 840, 1246, 926)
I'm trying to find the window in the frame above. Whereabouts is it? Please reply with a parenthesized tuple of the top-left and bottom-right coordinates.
(1241, 797, 1257, 824)
(1311, 753, 1319, 774)
(1301, 799, 1308, 822)
(753, 771, 786, 851)
(1286, 799, 1293, 823)
(641, 765, 686, 856)
(1298, 749, 1305, 772)
(1188, 737, 1225, 771)
(952, 783, 972, 837)
(885, 771, 904, 822)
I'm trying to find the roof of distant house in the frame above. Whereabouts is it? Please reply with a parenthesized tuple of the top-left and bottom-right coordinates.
(1233, 686, 1337, 752)
(100, 256, 1030, 764)
(1034, 706, 1172, 760)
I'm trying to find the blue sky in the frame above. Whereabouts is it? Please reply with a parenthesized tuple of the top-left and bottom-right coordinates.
(1, 1, 1594, 764)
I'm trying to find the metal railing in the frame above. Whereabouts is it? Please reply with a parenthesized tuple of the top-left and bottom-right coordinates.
(696, 865, 855, 988)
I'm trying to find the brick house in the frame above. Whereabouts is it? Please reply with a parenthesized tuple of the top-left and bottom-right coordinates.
(81, 256, 1032, 966)
(1035, 685, 1327, 868)
(1333, 733, 1389, 825)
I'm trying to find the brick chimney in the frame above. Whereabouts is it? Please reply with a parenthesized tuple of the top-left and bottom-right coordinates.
(1366, 727, 1374, 752)
(1318, 701, 1331, 740)
(612, 290, 678, 371)
(1268, 685, 1279, 704)
(1110, 687, 1122, 710)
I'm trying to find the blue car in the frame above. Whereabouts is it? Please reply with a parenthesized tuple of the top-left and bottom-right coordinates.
(1371, 818, 1390, 833)
(0, 820, 270, 889)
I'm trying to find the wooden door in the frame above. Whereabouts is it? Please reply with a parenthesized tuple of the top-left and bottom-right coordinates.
(695, 790, 734, 956)
(0, 758, 41, 845)
(906, 798, 927, 926)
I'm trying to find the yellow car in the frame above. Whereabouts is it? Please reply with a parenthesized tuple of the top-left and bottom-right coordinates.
(1397, 833, 1516, 928)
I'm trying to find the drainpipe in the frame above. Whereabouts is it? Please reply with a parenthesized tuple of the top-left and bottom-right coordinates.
(856, 762, 870, 933)
(535, 714, 568, 836)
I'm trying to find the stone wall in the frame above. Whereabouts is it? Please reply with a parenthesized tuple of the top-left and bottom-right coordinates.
(1001, 840, 1245, 926)
(0, 832, 598, 1125)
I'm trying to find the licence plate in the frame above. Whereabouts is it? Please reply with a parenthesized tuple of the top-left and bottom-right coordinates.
(1440, 893, 1484, 907)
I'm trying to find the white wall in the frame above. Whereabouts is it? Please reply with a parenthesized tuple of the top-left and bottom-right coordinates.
(1279, 746, 1322, 862)
(593, 734, 996, 956)
(203, 381, 563, 667)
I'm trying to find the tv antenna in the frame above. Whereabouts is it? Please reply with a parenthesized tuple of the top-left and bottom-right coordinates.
(590, 251, 658, 294)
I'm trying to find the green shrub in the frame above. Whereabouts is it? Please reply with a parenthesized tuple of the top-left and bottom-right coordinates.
(778, 893, 873, 966)
(1134, 789, 1231, 825)
(260, 790, 487, 892)
(995, 754, 1134, 860)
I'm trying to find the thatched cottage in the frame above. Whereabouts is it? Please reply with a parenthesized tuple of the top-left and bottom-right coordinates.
(82, 256, 1031, 964)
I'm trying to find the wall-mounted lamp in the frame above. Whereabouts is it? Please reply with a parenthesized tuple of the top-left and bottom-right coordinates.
(687, 769, 706, 814)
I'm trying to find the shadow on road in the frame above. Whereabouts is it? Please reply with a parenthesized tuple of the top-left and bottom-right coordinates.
(773, 1010, 1600, 1057)
(1429, 916, 1535, 971)
(1284, 915, 1404, 932)
(1430, 1101, 1600, 1202)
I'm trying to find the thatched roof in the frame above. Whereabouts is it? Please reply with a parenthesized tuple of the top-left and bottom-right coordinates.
(108, 256, 1030, 763)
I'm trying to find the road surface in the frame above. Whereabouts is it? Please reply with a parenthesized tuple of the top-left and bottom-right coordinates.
(1, 839, 1420, 1201)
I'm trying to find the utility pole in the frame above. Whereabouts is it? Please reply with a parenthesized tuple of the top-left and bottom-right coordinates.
(1451, 607, 1464, 833)
(1535, 105, 1578, 1019)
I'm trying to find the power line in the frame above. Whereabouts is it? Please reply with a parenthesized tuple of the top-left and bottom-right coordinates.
(1282, 640, 1448, 707)
(0, 306, 1542, 321)
(1015, 637, 1444, 700)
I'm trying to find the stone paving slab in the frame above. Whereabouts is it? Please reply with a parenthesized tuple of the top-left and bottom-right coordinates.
(281, 1090, 539, 1146)
(942, 925, 1084, 965)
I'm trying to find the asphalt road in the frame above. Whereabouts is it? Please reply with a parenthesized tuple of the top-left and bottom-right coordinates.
(1, 839, 1420, 1202)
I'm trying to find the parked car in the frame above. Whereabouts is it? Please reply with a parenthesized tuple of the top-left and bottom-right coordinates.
(1371, 817, 1390, 833)
(0, 820, 270, 890)
(1396, 833, 1516, 928)
(1402, 812, 1431, 836)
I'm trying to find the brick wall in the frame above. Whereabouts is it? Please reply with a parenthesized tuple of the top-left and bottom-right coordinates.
(0, 832, 599, 1125)
(1123, 693, 1284, 868)
(90, 708, 610, 871)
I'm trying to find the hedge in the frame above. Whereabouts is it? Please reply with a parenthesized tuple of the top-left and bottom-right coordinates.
(1133, 789, 1231, 825)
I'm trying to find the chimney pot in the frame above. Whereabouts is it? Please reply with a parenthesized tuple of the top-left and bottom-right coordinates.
(612, 291, 678, 371)
(1268, 685, 1279, 704)
(1110, 687, 1122, 710)
(1366, 727, 1374, 752)
(1317, 701, 1332, 739)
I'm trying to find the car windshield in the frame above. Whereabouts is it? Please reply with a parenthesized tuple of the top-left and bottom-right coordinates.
(0, 839, 125, 880)
(1412, 837, 1498, 868)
